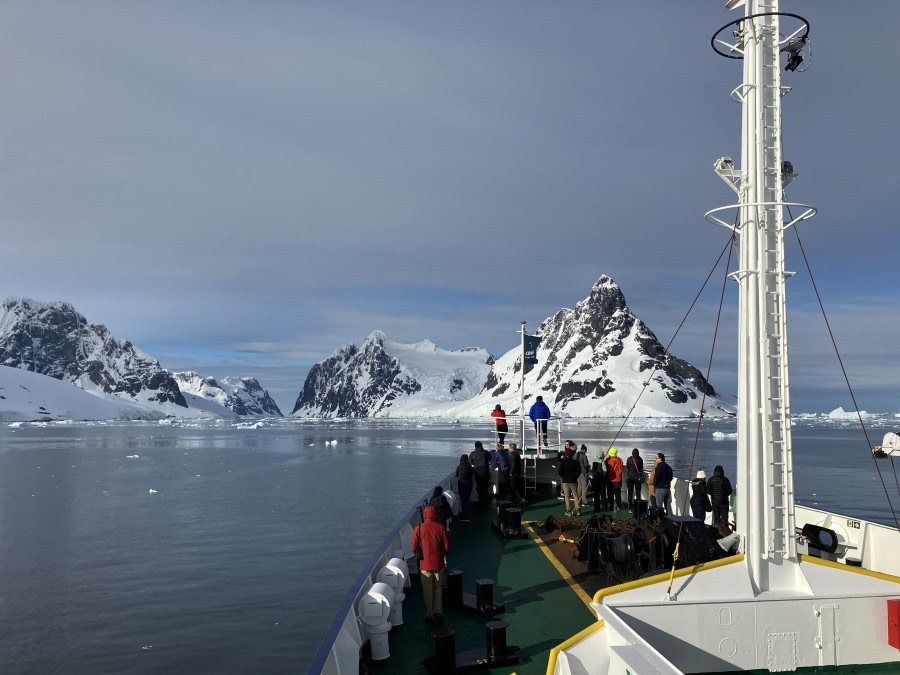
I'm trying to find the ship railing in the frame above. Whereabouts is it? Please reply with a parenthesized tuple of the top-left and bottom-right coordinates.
(484, 415, 562, 456)
(307, 470, 457, 675)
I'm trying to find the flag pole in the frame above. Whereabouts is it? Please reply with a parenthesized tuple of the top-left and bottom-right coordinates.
(520, 321, 526, 450)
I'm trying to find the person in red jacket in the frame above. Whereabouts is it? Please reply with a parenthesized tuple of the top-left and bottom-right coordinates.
(605, 447, 624, 511)
(411, 505, 451, 624)
(491, 404, 508, 445)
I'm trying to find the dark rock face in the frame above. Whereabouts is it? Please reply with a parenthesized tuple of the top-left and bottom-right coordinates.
(0, 298, 187, 408)
(174, 371, 283, 417)
(224, 377, 283, 417)
(292, 335, 422, 417)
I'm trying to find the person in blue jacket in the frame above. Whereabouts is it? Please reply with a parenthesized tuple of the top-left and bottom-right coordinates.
(528, 396, 551, 447)
(491, 443, 511, 499)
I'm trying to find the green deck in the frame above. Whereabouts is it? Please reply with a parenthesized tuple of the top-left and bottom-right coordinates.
(371, 485, 620, 674)
(369, 486, 899, 674)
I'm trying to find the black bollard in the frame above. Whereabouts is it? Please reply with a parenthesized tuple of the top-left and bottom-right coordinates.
(475, 579, 495, 612)
(496, 499, 511, 528)
(446, 569, 463, 608)
(432, 627, 456, 672)
(486, 620, 510, 663)
(504, 507, 521, 532)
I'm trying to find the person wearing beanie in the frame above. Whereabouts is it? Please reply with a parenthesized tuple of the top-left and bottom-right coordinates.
(469, 441, 491, 507)
(557, 445, 582, 516)
(605, 447, 624, 511)
(690, 467, 711, 520)
(625, 447, 645, 509)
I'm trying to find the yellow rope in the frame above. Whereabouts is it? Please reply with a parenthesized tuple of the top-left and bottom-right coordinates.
(666, 542, 680, 595)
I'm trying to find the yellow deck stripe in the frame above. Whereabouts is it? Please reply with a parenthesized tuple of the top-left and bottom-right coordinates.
(524, 522, 604, 675)
(544, 619, 605, 675)
(524, 522, 595, 608)
(593, 553, 745, 604)
(799, 553, 900, 583)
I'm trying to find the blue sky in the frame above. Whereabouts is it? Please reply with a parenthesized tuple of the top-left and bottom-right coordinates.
(1, 1, 897, 414)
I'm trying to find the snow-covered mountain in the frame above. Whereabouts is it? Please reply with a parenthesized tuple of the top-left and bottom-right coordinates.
(291, 330, 494, 417)
(291, 275, 733, 419)
(451, 275, 733, 418)
(174, 372, 283, 417)
(0, 298, 188, 414)
(0, 364, 167, 422)
(0, 298, 283, 420)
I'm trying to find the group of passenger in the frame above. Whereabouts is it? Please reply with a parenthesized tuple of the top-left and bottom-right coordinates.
(558, 440, 733, 525)
(457, 439, 526, 521)
(411, 433, 529, 626)
(413, 424, 736, 627)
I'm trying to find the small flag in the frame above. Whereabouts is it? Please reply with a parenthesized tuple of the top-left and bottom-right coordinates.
(524, 334, 541, 365)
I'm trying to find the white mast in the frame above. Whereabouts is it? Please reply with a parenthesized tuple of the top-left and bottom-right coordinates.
(566, 5, 900, 671)
(708, 0, 815, 593)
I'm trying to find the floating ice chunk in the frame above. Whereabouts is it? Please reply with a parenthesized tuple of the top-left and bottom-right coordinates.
(148, 489, 158, 494)
(712, 431, 737, 439)
(828, 407, 867, 419)
(126, 454, 140, 459)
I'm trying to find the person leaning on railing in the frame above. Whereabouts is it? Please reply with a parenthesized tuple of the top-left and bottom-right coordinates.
(652, 453, 674, 516)
(469, 441, 491, 508)
(491, 404, 508, 445)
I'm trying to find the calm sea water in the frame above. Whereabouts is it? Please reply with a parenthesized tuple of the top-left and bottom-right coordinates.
(0, 416, 896, 673)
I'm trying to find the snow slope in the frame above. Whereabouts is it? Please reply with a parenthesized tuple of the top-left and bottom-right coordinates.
(0, 364, 166, 422)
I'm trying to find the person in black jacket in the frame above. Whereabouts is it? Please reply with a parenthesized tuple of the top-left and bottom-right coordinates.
(591, 459, 609, 512)
(689, 468, 710, 521)
(427, 485, 452, 528)
(625, 448, 644, 508)
(652, 453, 674, 516)
(706, 465, 733, 529)
(557, 447, 582, 516)
(455, 454, 474, 522)
(469, 441, 491, 507)
(508, 442, 525, 504)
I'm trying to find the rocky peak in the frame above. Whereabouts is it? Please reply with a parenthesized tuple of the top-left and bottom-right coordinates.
(0, 297, 187, 408)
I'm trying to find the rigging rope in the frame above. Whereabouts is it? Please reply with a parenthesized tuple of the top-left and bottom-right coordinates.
(787, 207, 900, 530)
(605, 235, 736, 455)
(667, 230, 736, 598)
